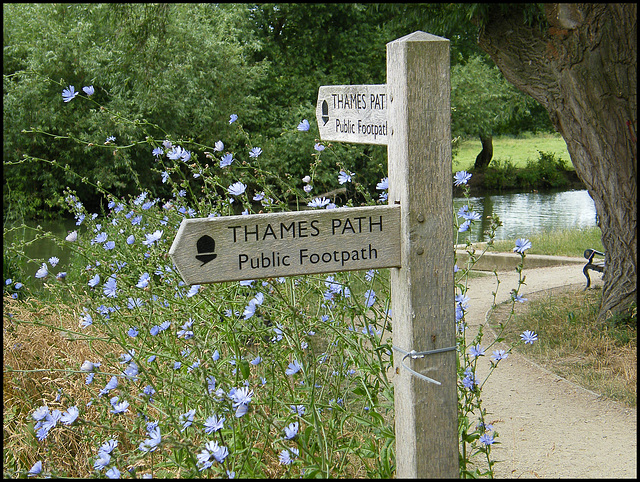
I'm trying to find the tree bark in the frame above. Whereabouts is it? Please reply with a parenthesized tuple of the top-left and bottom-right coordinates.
(476, 4, 637, 322)
(474, 133, 494, 169)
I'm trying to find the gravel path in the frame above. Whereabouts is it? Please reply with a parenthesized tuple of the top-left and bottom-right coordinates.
(464, 263, 637, 478)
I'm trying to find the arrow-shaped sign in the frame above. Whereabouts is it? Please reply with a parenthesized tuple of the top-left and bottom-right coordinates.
(169, 205, 401, 285)
(316, 84, 388, 145)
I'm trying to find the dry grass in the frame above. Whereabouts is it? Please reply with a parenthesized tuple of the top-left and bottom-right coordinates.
(488, 285, 637, 407)
(2, 295, 130, 478)
(3, 294, 393, 478)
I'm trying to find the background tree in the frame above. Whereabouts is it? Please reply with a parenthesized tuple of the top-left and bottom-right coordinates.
(450, 55, 547, 169)
(370, 3, 553, 170)
(3, 3, 265, 219)
(374, 3, 637, 322)
(247, 3, 392, 195)
(472, 3, 636, 323)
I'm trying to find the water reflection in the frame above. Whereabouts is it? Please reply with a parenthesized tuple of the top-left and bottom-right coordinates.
(454, 189, 597, 243)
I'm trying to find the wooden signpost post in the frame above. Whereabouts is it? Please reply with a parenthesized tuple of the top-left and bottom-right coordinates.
(170, 31, 457, 478)
(386, 32, 457, 478)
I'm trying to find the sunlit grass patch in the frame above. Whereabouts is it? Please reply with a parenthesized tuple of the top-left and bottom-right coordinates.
(454, 133, 571, 171)
(490, 226, 604, 258)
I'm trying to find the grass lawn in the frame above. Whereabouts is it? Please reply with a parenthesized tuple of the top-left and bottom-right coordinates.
(489, 226, 604, 258)
(453, 133, 571, 172)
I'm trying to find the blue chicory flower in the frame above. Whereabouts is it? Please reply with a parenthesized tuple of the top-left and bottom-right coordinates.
(99, 439, 118, 455)
(454, 170, 472, 186)
(513, 238, 532, 254)
(520, 330, 538, 344)
(513, 293, 528, 303)
(139, 425, 162, 452)
(228, 181, 246, 196)
(338, 170, 352, 184)
(110, 399, 129, 414)
(142, 229, 163, 246)
(105, 467, 121, 479)
(279, 447, 299, 465)
(82, 85, 94, 96)
(307, 197, 330, 208)
(103, 276, 117, 298)
(136, 272, 150, 289)
(28, 460, 43, 477)
(186, 285, 200, 297)
(364, 289, 376, 308)
(62, 85, 78, 102)
(376, 177, 389, 190)
(204, 414, 225, 434)
(220, 153, 234, 167)
(180, 409, 196, 432)
(469, 345, 485, 358)
(35, 263, 48, 279)
(491, 349, 509, 361)
(285, 360, 302, 376)
(479, 432, 495, 445)
(284, 422, 298, 440)
(297, 119, 310, 131)
(93, 451, 111, 471)
(60, 406, 79, 425)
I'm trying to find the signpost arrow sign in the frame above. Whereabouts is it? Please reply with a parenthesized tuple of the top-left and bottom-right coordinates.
(169, 205, 401, 285)
(316, 84, 388, 145)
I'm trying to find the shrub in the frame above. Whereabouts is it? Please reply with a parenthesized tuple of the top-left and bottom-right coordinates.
(518, 150, 569, 190)
(482, 158, 519, 191)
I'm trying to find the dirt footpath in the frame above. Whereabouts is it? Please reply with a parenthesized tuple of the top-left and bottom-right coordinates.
(465, 264, 637, 478)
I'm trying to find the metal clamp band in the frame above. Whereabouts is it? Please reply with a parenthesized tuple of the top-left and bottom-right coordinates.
(392, 345, 457, 385)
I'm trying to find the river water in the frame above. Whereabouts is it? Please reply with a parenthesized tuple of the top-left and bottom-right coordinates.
(4, 189, 597, 283)
(453, 189, 598, 243)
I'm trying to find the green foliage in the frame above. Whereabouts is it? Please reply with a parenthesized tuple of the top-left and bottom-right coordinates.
(4, 3, 555, 222)
(479, 151, 571, 192)
(451, 55, 550, 139)
(517, 151, 569, 190)
(3, 3, 266, 219)
(482, 158, 519, 191)
(246, 4, 392, 195)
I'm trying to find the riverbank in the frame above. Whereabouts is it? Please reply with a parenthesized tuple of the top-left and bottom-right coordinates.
(453, 167, 586, 198)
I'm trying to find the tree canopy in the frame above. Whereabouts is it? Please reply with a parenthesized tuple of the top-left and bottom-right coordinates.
(3, 3, 553, 220)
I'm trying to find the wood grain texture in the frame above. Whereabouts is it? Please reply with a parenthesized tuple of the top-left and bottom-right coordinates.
(387, 31, 458, 478)
(169, 205, 400, 284)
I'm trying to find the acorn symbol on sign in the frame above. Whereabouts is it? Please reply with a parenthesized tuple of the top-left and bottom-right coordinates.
(321, 100, 329, 125)
(196, 235, 217, 266)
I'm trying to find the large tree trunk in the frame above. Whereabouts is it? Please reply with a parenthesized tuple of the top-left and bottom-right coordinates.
(474, 134, 493, 170)
(476, 4, 637, 322)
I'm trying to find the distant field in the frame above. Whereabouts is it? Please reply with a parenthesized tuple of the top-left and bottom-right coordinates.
(453, 133, 572, 171)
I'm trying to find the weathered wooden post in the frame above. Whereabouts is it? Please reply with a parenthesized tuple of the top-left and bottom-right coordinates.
(387, 32, 458, 478)
(170, 30, 457, 479)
